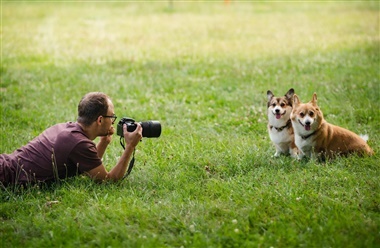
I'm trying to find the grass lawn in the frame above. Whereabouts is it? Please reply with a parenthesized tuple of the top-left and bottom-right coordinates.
(1, 1, 379, 247)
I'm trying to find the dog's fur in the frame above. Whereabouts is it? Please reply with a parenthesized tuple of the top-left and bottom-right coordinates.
(267, 88, 297, 157)
(290, 93, 374, 159)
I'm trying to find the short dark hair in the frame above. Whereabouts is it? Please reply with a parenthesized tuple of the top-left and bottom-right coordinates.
(77, 92, 110, 126)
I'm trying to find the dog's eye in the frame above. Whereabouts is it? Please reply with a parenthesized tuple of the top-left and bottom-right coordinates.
(272, 103, 276, 107)
(309, 111, 314, 117)
(280, 103, 285, 107)
(300, 112, 305, 117)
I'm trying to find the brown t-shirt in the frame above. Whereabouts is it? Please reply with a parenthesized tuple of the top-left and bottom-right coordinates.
(0, 122, 102, 185)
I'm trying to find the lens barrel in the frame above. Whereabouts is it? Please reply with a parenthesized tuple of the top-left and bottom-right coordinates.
(118, 118, 161, 138)
(140, 121, 161, 138)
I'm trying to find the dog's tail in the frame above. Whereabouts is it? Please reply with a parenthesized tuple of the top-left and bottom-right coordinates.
(359, 134, 369, 142)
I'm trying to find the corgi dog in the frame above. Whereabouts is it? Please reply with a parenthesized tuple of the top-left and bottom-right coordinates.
(291, 93, 374, 159)
(267, 88, 298, 157)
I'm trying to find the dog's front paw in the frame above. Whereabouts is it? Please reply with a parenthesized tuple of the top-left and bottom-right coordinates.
(297, 153, 305, 160)
(274, 152, 281, 157)
(291, 153, 299, 160)
(290, 148, 298, 159)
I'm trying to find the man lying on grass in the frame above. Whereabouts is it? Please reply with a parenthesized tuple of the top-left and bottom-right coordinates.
(0, 92, 142, 186)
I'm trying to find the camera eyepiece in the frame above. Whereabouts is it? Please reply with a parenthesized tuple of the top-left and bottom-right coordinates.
(117, 117, 161, 138)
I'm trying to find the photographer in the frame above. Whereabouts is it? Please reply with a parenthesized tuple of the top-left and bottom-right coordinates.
(0, 92, 142, 186)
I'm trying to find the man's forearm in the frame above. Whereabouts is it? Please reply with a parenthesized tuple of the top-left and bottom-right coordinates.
(97, 140, 108, 159)
(107, 144, 135, 180)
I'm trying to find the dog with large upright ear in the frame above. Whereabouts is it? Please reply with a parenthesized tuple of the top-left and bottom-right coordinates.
(290, 93, 374, 159)
(267, 88, 297, 158)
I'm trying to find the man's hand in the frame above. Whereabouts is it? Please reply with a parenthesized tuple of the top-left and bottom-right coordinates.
(99, 126, 115, 145)
(123, 123, 142, 148)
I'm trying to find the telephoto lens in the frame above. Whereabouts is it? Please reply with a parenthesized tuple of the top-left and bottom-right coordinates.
(138, 121, 161, 138)
(117, 117, 161, 138)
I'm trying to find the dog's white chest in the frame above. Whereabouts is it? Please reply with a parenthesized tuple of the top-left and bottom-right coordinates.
(295, 135, 315, 152)
(269, 129, 292, 143)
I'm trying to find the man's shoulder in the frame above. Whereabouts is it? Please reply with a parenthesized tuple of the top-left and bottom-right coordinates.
(50, 122, 84, 134)
(47, 122, 90, 145)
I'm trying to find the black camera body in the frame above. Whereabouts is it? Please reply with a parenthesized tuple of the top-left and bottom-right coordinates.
(117, 117, 161, 138)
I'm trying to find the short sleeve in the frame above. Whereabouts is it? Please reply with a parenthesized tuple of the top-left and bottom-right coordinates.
(69, 141, 102, 173)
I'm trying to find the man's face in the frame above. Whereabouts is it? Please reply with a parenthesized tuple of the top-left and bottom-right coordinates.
(100, 99, 116, 136)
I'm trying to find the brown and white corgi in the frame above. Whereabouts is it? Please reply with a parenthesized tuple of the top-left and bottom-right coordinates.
(291, 93, 374, 159)
(267, 88, 298, 157)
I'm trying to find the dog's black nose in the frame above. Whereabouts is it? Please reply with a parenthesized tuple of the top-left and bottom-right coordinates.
(305, 121, 311, 126)
(275, 109, 280, 113)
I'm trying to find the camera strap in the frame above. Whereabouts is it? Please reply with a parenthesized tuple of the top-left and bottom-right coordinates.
(120, 136, 136, 179)
(124, 149, 135, 179)
(120, 136, 126, 150)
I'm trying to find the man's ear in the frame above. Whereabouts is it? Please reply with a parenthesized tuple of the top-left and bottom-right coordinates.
(97, 116, 102, 125)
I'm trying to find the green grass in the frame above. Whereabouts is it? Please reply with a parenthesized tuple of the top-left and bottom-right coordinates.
(1, 1, 379, 247)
